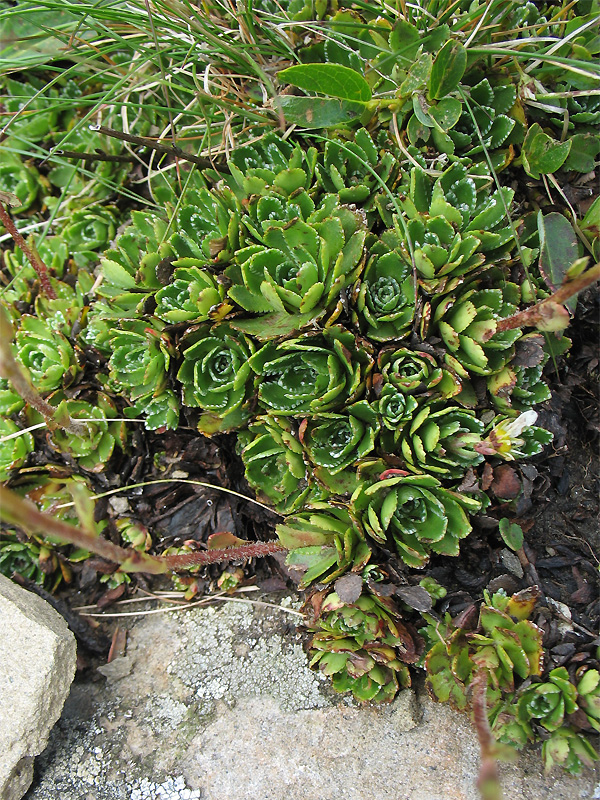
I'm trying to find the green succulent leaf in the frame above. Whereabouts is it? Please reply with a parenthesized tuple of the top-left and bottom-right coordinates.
(448, 79, 519, 156)
(376, 345, 464, 400)
(36, 392, 127, 471)
(59, 205, 118, 266)
(423, 589, 543, 714)
(154, 264, 226, 324)
(0, 378, 25, 416)
(170, 188, 240, 263)
(0, 77, 60, 137)
(249, 325, 372, 414)
(0, 159, 40, 213)
(228, 134, 314, 197)
(392, 164, 516, 296)
(314, 129, 398, 206)
(125, 390, 180, 432)
(309, 589, 415, 703)
(0, 419, 34, 481)
(277, 506, 370, 588)
(94, 212, 167, 313)
(0, 533, 46, 584)
(238, 416, 311, 513)
(303, 401, 380, 475)
(432, 283, 522, 377)
(542, 728, 598, 775)
(107, 318, 174, 413)
(374, 383, 419, 439)
(516, 667, 578, 732)
(399, 403, 485, 478)
(15, 316, 78, 393)
(488, 333, 554, 413)
(577, 669, 600, 732)
(351, 473, 480, 568)
(227, 203, 366, 319)
(356, 249, 415, 341)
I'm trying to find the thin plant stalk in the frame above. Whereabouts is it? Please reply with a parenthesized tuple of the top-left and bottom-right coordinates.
(88, 124, 231, 172)
(0, 202, 55, 299)
(0, 486, 286, 575)
(0, 304, 86, 437)
(494, 262, 600, 336)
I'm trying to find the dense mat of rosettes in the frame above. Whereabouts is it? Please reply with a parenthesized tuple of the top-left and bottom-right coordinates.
(80, 128, 555, 553)
(1, 127, 572, 710)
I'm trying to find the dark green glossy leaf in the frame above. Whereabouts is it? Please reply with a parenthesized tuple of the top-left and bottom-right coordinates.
(562, 133, 600, 173)
(389, 20, 421, 64)
(522, 123, 572, 179)
(429, 97, 462, 131)
(0, 10, 83, 69)
(399, 53, 432, 97)
(498, 518, 524, 551)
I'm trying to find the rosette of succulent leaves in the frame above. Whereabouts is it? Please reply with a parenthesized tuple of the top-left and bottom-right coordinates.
(1, 0, 599, 787)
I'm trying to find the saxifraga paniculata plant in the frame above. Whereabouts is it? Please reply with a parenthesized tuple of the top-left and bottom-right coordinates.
(1, 4, 600, 793)
(78, 125, 598, 777)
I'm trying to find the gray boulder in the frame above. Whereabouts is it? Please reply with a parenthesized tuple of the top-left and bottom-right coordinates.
(0, 574, 76, 800)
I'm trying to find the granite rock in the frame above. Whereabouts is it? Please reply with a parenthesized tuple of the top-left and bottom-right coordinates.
(24, 596, 599, 800)
(0, 574, 77, 800)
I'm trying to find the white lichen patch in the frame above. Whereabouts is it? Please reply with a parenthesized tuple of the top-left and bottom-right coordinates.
(130, 776, 201, 800)
(28, 702, 203, 800)
(169, 601, 329, 713)
(143, 695, 190, 734)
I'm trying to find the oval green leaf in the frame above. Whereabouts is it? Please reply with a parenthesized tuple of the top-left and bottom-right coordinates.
(277, 63, 372, 103)
(278, 96, 365, 129)
(498, 518, 524, 551)
(537, 211, 583, 310)
(522, 123, 572, 180)
(428, 40, 466, 100)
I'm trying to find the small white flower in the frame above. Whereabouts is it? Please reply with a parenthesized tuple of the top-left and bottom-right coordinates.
(501, 410, 538, 438)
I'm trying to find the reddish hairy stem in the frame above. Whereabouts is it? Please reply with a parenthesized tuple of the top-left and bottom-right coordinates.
(164, 541, 287, 570)
(471, 669, 503, 800)
(494, 262, 600, 335)
(0, 203, 56, 299)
